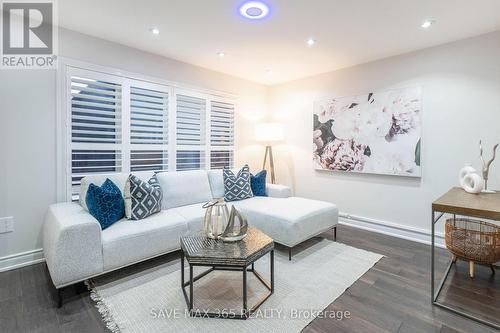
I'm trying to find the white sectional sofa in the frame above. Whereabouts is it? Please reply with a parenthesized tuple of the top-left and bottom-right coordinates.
(43, 169, 338, 305)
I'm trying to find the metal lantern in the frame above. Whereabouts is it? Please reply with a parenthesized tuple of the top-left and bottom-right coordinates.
(202, 200, 230, 240)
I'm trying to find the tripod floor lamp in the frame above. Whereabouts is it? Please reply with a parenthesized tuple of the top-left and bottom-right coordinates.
(255, 123, 284, 184)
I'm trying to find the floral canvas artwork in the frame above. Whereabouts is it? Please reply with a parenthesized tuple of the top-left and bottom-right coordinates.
(313, 87, 422, 177)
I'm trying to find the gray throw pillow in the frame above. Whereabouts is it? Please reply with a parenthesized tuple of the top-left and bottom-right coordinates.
(223, 165, 253, 202)
(125, 174, 163, 220)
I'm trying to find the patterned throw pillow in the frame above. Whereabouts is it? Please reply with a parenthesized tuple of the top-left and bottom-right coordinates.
(86, 179, 125, 230)
(251, 170, 267, 197)
(223, 165, 253, 202)
(125, 174, 163, 220)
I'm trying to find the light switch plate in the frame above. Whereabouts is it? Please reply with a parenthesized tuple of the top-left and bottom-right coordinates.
(0, 216, 14, 233)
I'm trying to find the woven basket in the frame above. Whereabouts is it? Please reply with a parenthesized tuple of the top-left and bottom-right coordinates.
(445, 218, 500, 264)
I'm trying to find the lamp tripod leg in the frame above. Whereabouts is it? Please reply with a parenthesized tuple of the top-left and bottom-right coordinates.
(262, 146, 269, 171)
(269, 146, 276, 184)
(262, 146, 276, 184)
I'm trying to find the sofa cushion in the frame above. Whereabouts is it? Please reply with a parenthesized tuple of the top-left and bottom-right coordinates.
(223, 165, 253, 202)
(80, 171, 154, 211)
(101, 210, 188, 271)
(208, 169, 240, 199)
(124, 174, 162, 220)
(156, 170, 212, 209)
(207, 170, 225, 199)
(232, 197, 338, 247)
(86, 179, 125, 230)
(169, 203, 206, 233)
(266, 184, 292, 198)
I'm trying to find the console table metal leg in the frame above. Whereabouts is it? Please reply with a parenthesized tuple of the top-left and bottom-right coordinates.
(431, 209, 435, 305)
(432, 211, 449, 303)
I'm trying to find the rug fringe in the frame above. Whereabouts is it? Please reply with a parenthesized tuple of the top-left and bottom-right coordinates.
(85, 280, 121, 333)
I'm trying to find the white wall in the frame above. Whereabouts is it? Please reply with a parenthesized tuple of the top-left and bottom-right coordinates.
(0, 29, 268, 263)
(0, 70, 57, 261)
(268, 31, 500, 233)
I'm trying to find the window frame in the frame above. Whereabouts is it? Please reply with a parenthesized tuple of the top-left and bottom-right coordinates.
(57, 58, 237, 202)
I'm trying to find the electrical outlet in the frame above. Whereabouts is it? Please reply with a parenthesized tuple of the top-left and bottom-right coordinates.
(0, 216, 14, 234)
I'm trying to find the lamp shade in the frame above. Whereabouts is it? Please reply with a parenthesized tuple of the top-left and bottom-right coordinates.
(255, 123, 284, 142)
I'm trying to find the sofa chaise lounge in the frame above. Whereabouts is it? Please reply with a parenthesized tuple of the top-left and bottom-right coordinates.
(43, 169, 338, 306)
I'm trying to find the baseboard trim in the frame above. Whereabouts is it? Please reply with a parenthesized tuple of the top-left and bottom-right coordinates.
(339, 212, 446, 248)
(0, 248, 45, 273)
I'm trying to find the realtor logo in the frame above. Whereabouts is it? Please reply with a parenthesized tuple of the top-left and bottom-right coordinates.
(1, 1, 57, 68)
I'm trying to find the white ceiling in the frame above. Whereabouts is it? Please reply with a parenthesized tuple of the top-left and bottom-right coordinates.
(59, 0, 500, 85)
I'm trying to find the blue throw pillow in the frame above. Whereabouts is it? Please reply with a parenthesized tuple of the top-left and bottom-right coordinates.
(251, 170, 267, 197)
(86, 179, 125, 230)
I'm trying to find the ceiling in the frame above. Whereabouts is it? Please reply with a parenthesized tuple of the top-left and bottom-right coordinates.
(59, 0, 500, 85)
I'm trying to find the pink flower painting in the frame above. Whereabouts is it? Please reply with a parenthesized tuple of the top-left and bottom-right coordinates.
(313, 87, 422, 177)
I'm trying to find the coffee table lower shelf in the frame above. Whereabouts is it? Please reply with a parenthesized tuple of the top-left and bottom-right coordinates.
(180, 250, 274, 320)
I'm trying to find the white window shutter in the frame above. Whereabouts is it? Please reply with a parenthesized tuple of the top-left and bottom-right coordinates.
(71, 77, 122, 144)
(65, 66, 236, 201)
(209, 100, 235, 169)
(175, 93, 206, 170)
(210, 150, 234, 169)
(210, 100, 234, 147)
(70, 75, 123, 200)
(130, 85, 169, 172)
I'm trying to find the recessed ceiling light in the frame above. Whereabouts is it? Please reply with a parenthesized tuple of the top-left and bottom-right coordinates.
(149, 27, 160, 35)
(421, 20, 435, 29)
(217, 51, 226, 58)
(239, 1, 270, 20)
(307, 38, 316, 46)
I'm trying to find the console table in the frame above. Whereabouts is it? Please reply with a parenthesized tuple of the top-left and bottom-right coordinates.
(431, 187, 500, 330)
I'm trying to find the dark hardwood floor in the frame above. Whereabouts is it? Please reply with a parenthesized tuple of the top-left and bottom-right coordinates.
(0, 225, 498, 333)
(302, 226, 499, 333)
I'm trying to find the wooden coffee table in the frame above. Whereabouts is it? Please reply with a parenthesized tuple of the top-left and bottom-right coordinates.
(180, 227, 274, 319)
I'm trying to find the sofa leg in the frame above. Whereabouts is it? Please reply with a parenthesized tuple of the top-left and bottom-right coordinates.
(57, 288, 63, 308)
(288, 247, 292, 261)
(333, 226, 337, 241)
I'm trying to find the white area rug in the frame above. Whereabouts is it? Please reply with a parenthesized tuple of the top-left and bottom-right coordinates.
(88, 240, 382, 333)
